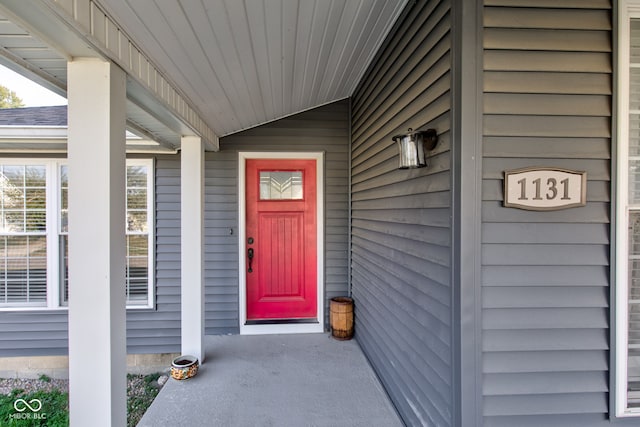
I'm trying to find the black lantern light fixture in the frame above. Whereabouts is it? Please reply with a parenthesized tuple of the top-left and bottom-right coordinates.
(392, 128, 438, 169)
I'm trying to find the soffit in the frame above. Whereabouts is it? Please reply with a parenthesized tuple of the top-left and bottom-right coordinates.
(96, 0, 407, 136)
(0, 8, 180, 151)
(0, 0, 407, 141)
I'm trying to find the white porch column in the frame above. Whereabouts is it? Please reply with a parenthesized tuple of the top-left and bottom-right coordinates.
(67, 59, 127, 427)
(181, 136, 205, 362)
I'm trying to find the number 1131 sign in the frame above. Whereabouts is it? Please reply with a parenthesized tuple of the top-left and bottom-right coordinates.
(504, 167, 586, 211)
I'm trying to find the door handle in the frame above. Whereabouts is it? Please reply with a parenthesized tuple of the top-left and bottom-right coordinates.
(247, 248, 254, 273)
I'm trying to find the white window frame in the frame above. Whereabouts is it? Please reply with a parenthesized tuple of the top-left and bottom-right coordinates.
(124, 159, 155, 309)
(0, 158, 154, 311)
(616, 0, 640, 417)
(0, 159, 56, 309)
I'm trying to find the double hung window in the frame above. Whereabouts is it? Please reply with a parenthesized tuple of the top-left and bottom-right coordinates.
(0, 164, 47, 306)
(0, 159, 153, 309)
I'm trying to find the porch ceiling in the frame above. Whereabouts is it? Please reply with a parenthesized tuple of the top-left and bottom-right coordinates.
(0, 0, 407, 146)
(94, 0, 408, 136)
(0, 7, 185, 151)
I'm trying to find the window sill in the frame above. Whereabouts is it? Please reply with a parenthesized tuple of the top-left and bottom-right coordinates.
(0, 304, 155, 312)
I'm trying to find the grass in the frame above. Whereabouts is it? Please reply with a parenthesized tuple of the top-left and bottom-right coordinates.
(0, 388, 68, 427)
(0, 373, 163, 427)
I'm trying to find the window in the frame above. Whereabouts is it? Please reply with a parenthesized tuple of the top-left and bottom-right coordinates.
(259, 171, 303, 200)
(125, 164, 152, 305)
(617, 0, 640, 417)
(0, 164, 47, 306)
(0, 159, 154, 309)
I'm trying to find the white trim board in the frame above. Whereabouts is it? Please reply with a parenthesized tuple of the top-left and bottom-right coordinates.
(615, 0, 640, 418)
(238, 152, 325, 335)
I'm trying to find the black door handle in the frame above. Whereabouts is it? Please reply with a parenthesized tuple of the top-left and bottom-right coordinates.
(247, 248, 254, 273)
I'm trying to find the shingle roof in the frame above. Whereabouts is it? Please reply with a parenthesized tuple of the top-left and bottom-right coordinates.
(0, 105, 67, 126)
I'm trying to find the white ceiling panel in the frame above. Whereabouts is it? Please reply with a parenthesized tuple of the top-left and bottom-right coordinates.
(0, 1, 407, 141)
(0, 11, 67, 93)
(97, 0, 408, 136)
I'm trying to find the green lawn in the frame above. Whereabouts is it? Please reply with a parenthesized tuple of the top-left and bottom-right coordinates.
(0, 373, 163, 427)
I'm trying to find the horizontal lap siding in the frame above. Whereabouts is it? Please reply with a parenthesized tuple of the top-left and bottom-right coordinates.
(482, 2, 612, 425)
(219, 100, 350, 328)
(0, 103, 348, 356)
(0, 311, 68, 356)
(133, 101, 351, 343)
(350, 1, 453, 425)
(128, 157, 181, 352)
(203, 151, 240, 334)
(0, 157, 183, 356)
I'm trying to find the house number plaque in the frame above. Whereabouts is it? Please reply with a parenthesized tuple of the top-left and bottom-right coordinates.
(504, 167, 586, 211)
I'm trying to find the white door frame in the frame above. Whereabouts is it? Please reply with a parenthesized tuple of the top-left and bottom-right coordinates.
(238, 151, 325, 335)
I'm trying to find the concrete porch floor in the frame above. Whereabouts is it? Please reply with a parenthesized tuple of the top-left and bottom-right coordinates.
(138, 334, 403, 427)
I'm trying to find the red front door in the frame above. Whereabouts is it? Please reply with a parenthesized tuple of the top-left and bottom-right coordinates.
(245, 159, 317, 321)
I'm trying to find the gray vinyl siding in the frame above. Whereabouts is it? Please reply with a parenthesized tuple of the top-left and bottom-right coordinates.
(156, 148, 248, 338)
(0, 154, 239, 354)
(482, 2, 612, 426)
(0, 102, 348, 356)
(0, 156, 183, 356)
(143, 100, 351, 340)
(128, 156, 181, 353)
(217, 100, 351, 328)
(350, 1, 453, 426)
(0, 311, 68, 356)
(204, 151, 240, 334)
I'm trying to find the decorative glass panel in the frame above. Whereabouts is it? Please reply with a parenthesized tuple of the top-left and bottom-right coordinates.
(260, 171, 303, 200)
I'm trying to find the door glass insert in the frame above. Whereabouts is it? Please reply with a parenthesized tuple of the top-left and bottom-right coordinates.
(260, 171, 303, 200)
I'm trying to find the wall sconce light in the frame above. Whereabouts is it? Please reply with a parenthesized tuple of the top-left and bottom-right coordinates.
(392, 128, 438, 169)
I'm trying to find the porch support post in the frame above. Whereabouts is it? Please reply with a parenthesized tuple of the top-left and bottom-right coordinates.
(181, 135, 205, 362)
(67, 59, 127, 426)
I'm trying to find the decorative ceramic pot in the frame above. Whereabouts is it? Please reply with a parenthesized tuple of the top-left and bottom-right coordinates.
(170, 355, 199, 380)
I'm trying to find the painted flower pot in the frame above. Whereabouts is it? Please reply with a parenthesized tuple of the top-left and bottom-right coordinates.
(170, 355, 199, 380)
